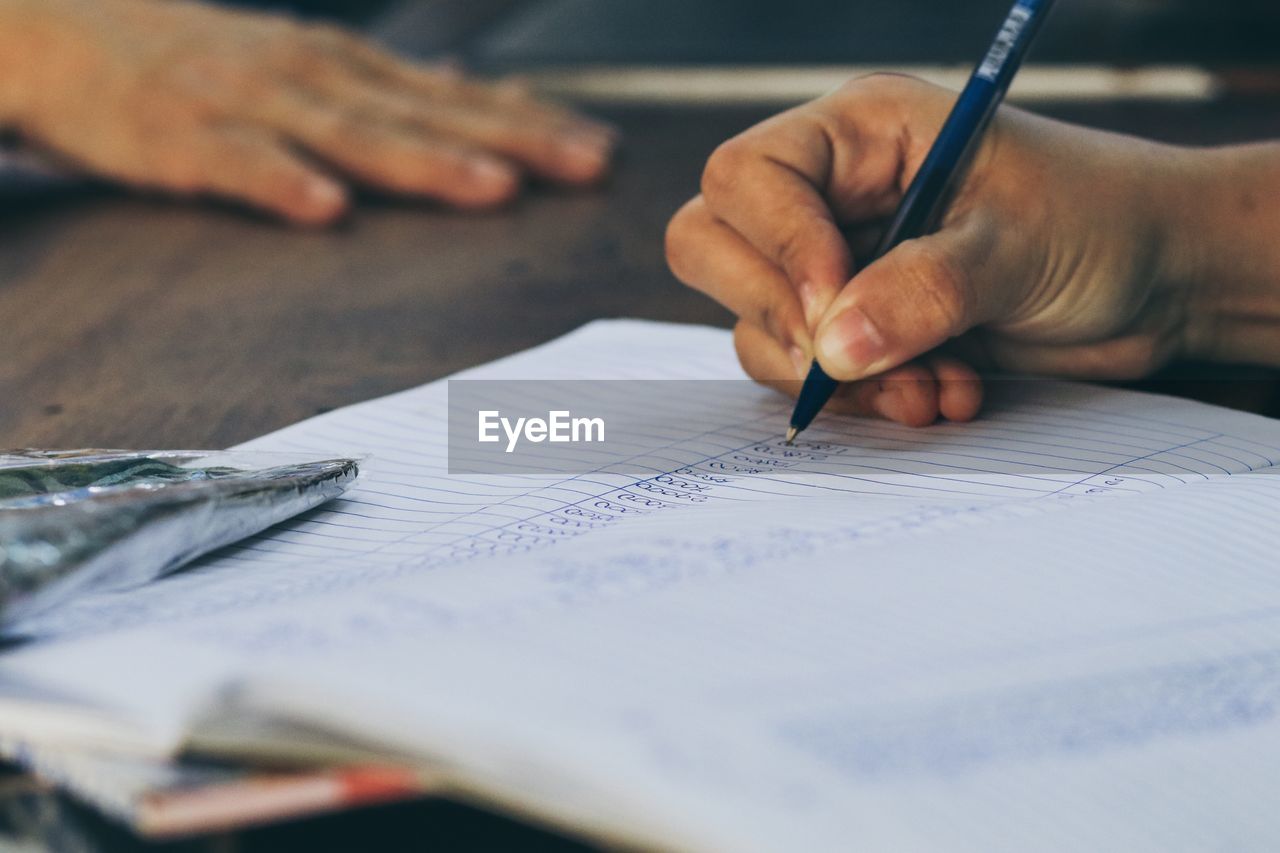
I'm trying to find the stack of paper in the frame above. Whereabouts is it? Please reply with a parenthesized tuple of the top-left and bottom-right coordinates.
(1, 321, 1279, 850)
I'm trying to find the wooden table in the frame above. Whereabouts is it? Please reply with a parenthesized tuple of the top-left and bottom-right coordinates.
(5, 98, 1280, 452)
(2, 96, 1280, 850)
(0, 104, 735, 451)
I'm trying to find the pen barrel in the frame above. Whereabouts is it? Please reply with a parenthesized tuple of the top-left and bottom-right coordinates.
(872, 0, 1055, 259)
(789, 362, 840, 433)
(789, 0, 1054, 435)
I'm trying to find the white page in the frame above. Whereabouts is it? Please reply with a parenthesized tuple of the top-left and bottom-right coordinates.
(4, 470, 1280, 850)
(12, 320, 1280, 643)
(207, 468, 1280, 852)
(1, 321, 1280, 847)
(1, 320, 1278, 742)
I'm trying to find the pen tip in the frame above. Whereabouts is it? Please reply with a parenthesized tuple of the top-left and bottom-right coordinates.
(784, 427, 798, 446)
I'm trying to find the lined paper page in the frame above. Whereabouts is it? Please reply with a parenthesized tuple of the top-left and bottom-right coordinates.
(5, 458, 1280, 850)
(1, 321, 1280, 849)
(14, 320, 1280, 641)
(219, 470, 1280, 853)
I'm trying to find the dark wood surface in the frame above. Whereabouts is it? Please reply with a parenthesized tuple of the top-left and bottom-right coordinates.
(0, 106, 741, 451)
(4, 98, 1280, 453)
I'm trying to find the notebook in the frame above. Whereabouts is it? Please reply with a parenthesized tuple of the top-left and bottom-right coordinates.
(1, 320, 1279, 851)
(0, 740, 432, 839)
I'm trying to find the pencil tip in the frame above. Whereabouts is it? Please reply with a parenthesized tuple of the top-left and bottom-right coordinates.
(784, 427, 798, 446)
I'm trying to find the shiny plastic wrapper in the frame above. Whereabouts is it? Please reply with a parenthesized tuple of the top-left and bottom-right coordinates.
(0, 450, 359, 624)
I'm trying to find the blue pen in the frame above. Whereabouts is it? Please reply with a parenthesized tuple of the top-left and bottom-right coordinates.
(785, 0, 1056, 443)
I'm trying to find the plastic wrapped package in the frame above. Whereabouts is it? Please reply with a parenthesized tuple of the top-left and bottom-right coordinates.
(0, 450, 359, 625)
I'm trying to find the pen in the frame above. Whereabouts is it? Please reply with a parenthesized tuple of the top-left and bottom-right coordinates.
(785, 0, 1056, 444)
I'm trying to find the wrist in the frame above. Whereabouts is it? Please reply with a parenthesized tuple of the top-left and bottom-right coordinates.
(0, 0, 87, 128)
(0, 1, 41, 125)
(1153, 143, 1280, 366)
(0, 0, 119, 129)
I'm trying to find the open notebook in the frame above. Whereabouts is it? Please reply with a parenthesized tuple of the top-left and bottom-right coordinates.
(2, 320, 1280, 850)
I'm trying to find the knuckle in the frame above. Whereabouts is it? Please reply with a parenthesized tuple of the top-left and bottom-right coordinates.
(903, 241, 974, 333)
(732, 320, 759, 371)
(842, 71, 926, 102)
(758, 293, 804, 344)
(771, 227, 807, 277)
(390, 149, 480, 196)
(302, 22, 364, 57)
(700, 137, 751, 203)
(505, 126, 564, 166)
(316, 110, 364, 148)
(147, 137, 209, 193)
(258, 163, 312, 201)
(163, 56, 249, 110)
(128, 74, 211, 126)
(410, 149, 472, 183)
(157, 158, 203, 194)
(1109, 338, 1161, 378)
(663, 199, 703, 279)
(1181, 305, 1219, 364)
(304, 22, 346, 44)
(275, 31, 337, 76)
(731, 321, 781, 386)
(756, 300, 784, 341)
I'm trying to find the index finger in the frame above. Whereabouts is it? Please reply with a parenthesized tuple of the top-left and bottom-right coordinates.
(699, 109, 852, 329)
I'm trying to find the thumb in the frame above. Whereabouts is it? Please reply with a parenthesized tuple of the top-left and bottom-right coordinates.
(813, 219, 1008, 381)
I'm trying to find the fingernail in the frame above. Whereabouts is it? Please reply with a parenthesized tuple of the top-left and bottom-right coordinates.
(789, 345, 809, 378)
(305, 177, 345, 210)
(466, 157, 518, 189)
(302, 178, 348, 217)
(816, 305, 887, 377)
(558, 134, 612, 174)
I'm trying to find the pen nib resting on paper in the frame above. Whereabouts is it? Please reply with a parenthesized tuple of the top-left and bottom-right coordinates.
(784, 427, 798, 446)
